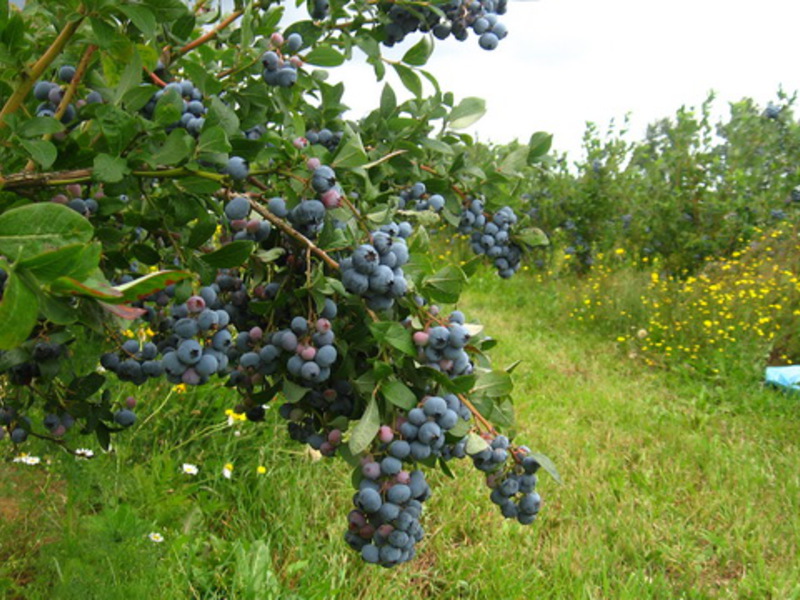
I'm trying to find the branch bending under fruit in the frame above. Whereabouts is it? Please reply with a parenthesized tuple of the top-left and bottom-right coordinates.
(0, 9, 86, 127)
(246, 193, 340, 271)
(24, 44, 98, 172)
(458, 392, 496, 434)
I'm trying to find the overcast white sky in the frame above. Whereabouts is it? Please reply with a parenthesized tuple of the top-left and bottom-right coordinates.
(275, 0, 800, 159)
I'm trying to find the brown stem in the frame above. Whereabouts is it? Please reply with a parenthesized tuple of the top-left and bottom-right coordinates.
(419, 163, 468, 201)
(24, 44, 97, 172)
(0, 166, 224, 190)
(340, 193, 373, 238)
(458, 393, 496, 434)
(0, 10, 86, 127)
(144, 67, 167, 88)
(178, 10, 244, 56)
(247, 195, 340, 270)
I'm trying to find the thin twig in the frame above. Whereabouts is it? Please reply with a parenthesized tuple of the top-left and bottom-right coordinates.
(458, 392, 496, 434)
(178, 10, 244, 56)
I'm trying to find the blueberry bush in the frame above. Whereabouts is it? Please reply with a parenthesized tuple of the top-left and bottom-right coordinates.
(0, 0, 553, 567)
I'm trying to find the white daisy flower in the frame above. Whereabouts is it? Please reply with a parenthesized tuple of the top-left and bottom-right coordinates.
(75, 448, 95, 459)
(181, 463, 199, 475)
(222, 463, 233, 479)
(13, 454, 41, 465)
(147, 532, 165, 543)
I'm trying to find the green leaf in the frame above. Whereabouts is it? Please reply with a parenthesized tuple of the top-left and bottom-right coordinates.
(206, 96, 240, 136)
(349, 395, 381, 455)
(0, 203, 93, 259)
(448, 97, 486, 130)
(368, 321, 415, 356)
(197, 125, 232, 155)
(122, 84, 158, 112)
(447, 415, 471, 439)
(19, 243, 101, 283)
(18, 117, 64, 138)
(50, 275, 123, 301)
(113, 270, 193, 303)
(19, 139, 57, 168)
(119, 4, 157, 37)
(514, 227, 549, 249)
(114, 49, 143, 103)
(465, 432, 489, 455)
(187, 218, 218, 249)
(499, 147, 529, 175)
(380, 83, 396, 117)
(381, 379, 417, 410)
(201, 241, 254, 268)
(282, 379, 309, 403)
(93, 153, 130, 183)
(304, 45, 345, 67)
(420, 138, 454, 155)
(0, 271, 39, 350)
(530, 452, 562, 484)
(154, 88, 183, 126)
(392, 63, 422, 97)
(423, 265, 466, 304)
(528, 131, 553, 162)
(66, 373, 106, 402)
(153, 129, 195, 166)
(472, 370, 514, 398)
(332, 124, 367, 168)
(402, 36, 433, 66)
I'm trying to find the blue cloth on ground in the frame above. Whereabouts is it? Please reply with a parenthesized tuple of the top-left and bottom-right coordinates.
(765, 366, 800, 392)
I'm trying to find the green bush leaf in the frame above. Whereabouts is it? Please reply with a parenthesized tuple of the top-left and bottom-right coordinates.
(472, 370, 514, 398)
(448, 97, 486, 130)
(0, 270, 39, 350)
(530, 452, 562, 484)
(18, 117, 64, 138)
(153, 129, 195, 166)
(514, 227, 549, 249)
(369, 321, 415, 356)
(113, 270, 193, 303)
(304, 46, 345, 67)
(19, 242, 101, 283)
(0, 203, 93, 259)
(423, 265, 466, 304)
(528, 131, 553, 162)
(402, 36, 433, 66)
(19, 139, 57, 168)
(201, 240, 254, 268)
(392, 63, 422, 97)
(381, 379, 417, 410)
(349, 395, 381, 455)
(93, 153, 130, 183)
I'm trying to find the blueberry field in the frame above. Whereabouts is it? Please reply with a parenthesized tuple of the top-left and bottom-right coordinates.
(1, 1, 800, 598)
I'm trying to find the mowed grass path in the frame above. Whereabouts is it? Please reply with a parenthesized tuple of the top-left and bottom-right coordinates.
(1, 271, 799, 599)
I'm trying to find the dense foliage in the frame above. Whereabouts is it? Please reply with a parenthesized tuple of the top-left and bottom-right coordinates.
(0, 0, 555, 567)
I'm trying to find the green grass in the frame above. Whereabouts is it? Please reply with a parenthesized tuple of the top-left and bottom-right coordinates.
(2, 270, 799, 599)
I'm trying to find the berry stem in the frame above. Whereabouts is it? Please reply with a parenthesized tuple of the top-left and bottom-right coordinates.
(458, 393, 496, 434)
(178, 10, 244, 56)
(0, 8, 86, 127)
(0, 167, 226, 189)
(247, 194, 340, 270)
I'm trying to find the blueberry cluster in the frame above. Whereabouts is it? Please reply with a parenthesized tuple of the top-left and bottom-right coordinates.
(486, 443, 542, 525)
(1, 406, 31, 444)
(287, 199, 327, 238)
(380, 0, 508, 51)
(305, 128, 343, 152)
(7, 340, 67, 386)
(101, 338, 164, 385)
(412, 311, 474, 376)
(345, 465, 430, 567)
(31, 65, 90, 122)
(470, 434, 511, 472)
(41, 410, 76, 438)
(142, 79, 206, 136)
(261, 50, 298, 88)
(223, 196, 272, 242)
(395, 394, 471, 461)
(459, 199, 523, 278)
(397, 182, 445, 212)
(340, 226, 411, 311)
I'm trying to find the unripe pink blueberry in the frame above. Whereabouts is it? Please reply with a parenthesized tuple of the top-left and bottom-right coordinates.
(429, 305, 440, 316)
(439, 359, 454, 371)
(300, 346, 317, 361)
(396, 470, 410, 484)
(270, 32, 284, 46)
(289, 56, 303, 68)
(230, 218, 247, 231)
(320, 441, 335, 456)
(51, 424, 67, 437)
(186, 295, 206, 313)
(94, 189, 106, 199)
(249, 326, 263, 342)
(182, 368, 200, 385)
(362, 461, 380, 479)
(323, 388, 337, 401)
(246, 219, 261, 234)
(321, 188, 341, 208)
(66, 183, 82, 197)
(413, 331, 429, 346)
(51, 193, 68, 204)
(316, 318, 331, 333)
(76, 99, 87, 109)
(327, 429, 342, 445)
(125, 396, 137, 409)
(306, 157, 322, 171)
(378, 425, 394, 444)
(377, 524, 394, 537)
(293, 136, 308, 149)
